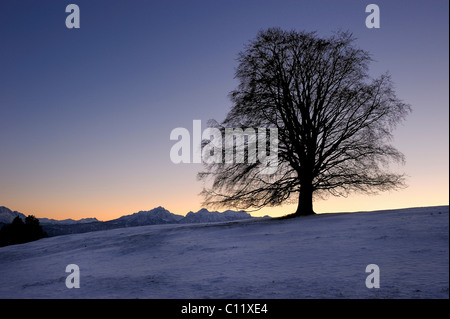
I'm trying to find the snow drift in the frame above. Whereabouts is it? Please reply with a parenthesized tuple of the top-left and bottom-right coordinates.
(0, 206, 448, 299)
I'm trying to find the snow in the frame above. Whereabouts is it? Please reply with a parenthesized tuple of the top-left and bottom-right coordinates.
(0, 206, 448, 299)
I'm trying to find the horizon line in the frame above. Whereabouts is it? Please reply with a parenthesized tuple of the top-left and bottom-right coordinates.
(2, 203, 449, 223)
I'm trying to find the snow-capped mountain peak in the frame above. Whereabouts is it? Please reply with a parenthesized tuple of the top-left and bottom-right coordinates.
(179, 208, 252, 224)
(0, 206, 26, 224)
(114, 207, 184, 226)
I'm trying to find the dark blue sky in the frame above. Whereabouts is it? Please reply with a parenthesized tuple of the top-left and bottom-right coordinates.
(0, 0, 448, 219)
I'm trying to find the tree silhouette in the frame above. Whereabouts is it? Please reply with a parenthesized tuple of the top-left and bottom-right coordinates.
(24, 215, 47, 242)
(199, 28, 410, 216)
(0, 215, 47, 246)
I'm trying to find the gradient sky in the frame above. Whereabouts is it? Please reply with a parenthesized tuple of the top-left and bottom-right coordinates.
(0, 0, 448, 220)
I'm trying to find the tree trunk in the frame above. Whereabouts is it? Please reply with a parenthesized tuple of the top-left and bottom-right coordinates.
(294, 185, 315, 216)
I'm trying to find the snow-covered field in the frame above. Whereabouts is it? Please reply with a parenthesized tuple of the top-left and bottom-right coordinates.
(0, 206, 448, 299)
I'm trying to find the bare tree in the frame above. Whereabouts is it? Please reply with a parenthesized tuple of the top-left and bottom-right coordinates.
(198, 28, 410, 217)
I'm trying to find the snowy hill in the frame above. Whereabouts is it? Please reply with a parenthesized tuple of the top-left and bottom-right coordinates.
(0, 205, 447, 299)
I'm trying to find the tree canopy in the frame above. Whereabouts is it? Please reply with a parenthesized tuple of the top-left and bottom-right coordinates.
(199, 28, 410, 216)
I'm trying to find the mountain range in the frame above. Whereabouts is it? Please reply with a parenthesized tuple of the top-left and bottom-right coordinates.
(0, 206, 255, 237)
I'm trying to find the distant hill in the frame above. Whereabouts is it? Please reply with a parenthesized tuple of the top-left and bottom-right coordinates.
(0, 206, 257, 237)
(39, 217, 99, 225)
